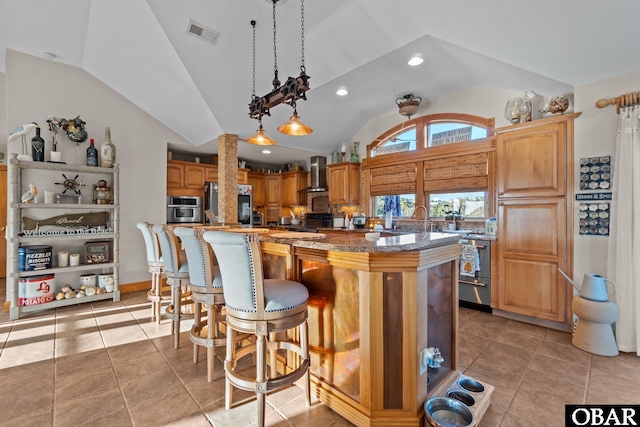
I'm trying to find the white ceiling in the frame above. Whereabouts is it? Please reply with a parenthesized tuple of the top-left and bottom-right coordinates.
(2, 0, 640, 166)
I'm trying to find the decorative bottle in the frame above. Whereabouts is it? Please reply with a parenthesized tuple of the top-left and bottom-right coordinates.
(86, 138, 98, 166)
(31, 126, 45, 162)
(100, 127, 116, 168)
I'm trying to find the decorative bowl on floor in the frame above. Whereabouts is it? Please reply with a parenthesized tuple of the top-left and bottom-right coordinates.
(424, 396, 474, 427)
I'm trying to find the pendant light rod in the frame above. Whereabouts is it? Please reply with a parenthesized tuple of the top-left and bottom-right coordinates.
(248, 0, 311, 124)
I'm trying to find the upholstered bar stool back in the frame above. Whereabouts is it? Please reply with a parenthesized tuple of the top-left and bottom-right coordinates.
(153, 225, 191, 349)
(136, 222, 170, 324)
(203, 231, 310, 427)
(174, 226, 229, 383)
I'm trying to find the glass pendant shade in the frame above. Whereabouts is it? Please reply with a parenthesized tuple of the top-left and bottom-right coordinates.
(246, 124, 276, 145)
(277, 111, 313, 135)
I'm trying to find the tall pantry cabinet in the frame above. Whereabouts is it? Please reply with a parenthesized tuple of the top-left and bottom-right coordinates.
(494, 113, 580, 326)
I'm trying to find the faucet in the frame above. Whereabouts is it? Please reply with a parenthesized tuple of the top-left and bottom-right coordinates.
(412, 205, 428, 232)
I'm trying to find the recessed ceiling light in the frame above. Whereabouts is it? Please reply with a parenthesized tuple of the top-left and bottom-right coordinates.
(408, 56, 424, 66)
(262, 149, 271, 154)
(336, 88, 349, 96)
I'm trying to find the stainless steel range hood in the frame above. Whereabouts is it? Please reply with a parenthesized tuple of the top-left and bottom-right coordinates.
(302, 156, 328, 193)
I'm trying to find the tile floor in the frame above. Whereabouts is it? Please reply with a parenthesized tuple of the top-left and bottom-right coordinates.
(1, 279, 638, 427)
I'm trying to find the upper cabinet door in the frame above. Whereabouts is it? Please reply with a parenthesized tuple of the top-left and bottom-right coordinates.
(265, 174, 282, 206)
(167, 162, 184, 188)
(496, 121, 566, 198)
(184, 165, 205, 189)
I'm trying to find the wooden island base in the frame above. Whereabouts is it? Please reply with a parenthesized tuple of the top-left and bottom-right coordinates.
(258, 232, 490, 426)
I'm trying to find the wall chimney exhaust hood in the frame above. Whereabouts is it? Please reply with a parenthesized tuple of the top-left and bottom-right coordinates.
(302, 156, 328, 193)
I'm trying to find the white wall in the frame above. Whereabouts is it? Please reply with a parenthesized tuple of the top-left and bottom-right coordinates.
(573, 71, 640, 282)
(5, 50, 192, 284)
(0, 71, 7, 162)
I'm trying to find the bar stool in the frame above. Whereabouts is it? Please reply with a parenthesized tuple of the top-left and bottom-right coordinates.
(174, 226, 230, 382)
(203, 231, 310, 427)
(136, 222, 170, 324)
(152, 225, 191, 349)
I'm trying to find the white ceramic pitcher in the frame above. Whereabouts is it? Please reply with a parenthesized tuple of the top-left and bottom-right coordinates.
(558, 268, 615, 302)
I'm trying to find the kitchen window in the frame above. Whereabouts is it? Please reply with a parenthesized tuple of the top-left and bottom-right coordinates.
(374, 194, 416, 217)
(428, 191, 486, 219)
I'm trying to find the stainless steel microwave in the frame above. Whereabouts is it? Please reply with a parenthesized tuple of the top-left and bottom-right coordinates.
(167, 196, 202, 223)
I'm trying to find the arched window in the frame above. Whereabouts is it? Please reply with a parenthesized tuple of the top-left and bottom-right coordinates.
(366, 113, 495, 219)
(368, 113, 494, 157)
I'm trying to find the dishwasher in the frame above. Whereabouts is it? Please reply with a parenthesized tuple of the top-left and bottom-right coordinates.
(458, 238, 491, 312)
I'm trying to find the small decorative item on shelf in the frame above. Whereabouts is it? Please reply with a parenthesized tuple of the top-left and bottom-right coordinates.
(21, 183, 38, 204)
(47, 117, 64, 163)
(93, 179, 113, 204)
(55, 173, 85, 196)
(86, 138, 98, 166)
(350, 141, 360, 162)
(549, 96, 570, 115)
(31, 126, 45, 162)
(63, 116, 88, 144)
(100, 127, 116, 168)
(504, 97, 522, 123)
(84, 241, 111, 264)
(518, 92, 532, 123)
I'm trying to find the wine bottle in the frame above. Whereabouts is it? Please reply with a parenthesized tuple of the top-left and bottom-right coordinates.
(31, 126, 45, 162)
(100, 127, 116, 168)
(86, 138, 98, 166)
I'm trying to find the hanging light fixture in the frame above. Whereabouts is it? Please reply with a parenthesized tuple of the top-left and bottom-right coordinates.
(277, 100, 312, 135)
(247, 20, 276, 145)
(396, 93, 422, 119)
(247, 0, 311, 143)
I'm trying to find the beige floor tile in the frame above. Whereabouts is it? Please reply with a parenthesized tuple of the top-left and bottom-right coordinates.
(503, 319, 549, 339)
(467, 341, 533, 385)
(55, 330, 105, 357)
(0, 372, 54, 422)
(543, 327, 573, 345)
(536, 339, 592, 366)
(5, 408, 53, 427)
(55, 366, 118, 403)
(120, 365, 183, 407)
(112, 350, 169, 382)
(54, 386, 126, 426)
(587, 387, 636, 405)
(107, 338, 158, 362)
(75, 409, 134, 427)
(458, 331, 491, 368)
(528, 353, 590, 389)
(205, 397, 274, 427)
(518, 370, 586, 405)
(128, 390, 203, 427)
(507, 388, 567, 427)
(459, 321, 503, 340)
(476, 404, 506, 426)
(55, 348, 111, 377)
(494, 329, 543, 352)
(277, 394, 343, 427)
(499, 412, 536, 426)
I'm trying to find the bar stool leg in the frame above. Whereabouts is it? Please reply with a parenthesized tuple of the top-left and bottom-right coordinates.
(207, 303, 215, 383)
(225, 323, 236, 410)
(300, 320, 311, 407)
(256, 333, 267, 427)
(269, 332, 277, 379)
(172, 283, 182, 349)
(193, 300, 201, 363)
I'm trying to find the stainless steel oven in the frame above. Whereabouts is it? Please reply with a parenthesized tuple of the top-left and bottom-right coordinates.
(458, 238, 491, 310)
(166, 196, 202, 223)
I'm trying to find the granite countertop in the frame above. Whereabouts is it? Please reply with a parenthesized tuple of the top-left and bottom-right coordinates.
(260, 231, 461, 253)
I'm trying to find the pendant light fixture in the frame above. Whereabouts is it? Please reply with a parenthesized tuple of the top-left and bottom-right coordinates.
(247, 0, 311, 144)
(247, 20, 276, 145)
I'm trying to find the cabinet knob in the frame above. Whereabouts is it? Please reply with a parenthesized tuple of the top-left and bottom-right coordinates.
(498, 201, 504, 206)
(498, 191, 504, 195)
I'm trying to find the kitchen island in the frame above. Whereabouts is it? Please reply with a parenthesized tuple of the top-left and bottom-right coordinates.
(256, 231, 464, 427)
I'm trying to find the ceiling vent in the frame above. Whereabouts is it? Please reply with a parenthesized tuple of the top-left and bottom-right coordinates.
(186, 19, 220, 45)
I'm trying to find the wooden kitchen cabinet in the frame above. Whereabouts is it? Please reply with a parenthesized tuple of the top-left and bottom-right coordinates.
(184, 164, 205, 188)
(265, 174, 281, 207)
(167, 161, 184, 188)
(496, 120, 567, 198)
(248, 171, 265, 207)
(494, 113, 579, 327)
(328, 162, 360, 205)
(167, 160, 248, 195)
(281, 171, 308, 207)
(496, 197, 569, 322)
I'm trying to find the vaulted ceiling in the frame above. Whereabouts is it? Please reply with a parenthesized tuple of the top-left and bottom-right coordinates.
(2, 0, 640, 165)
